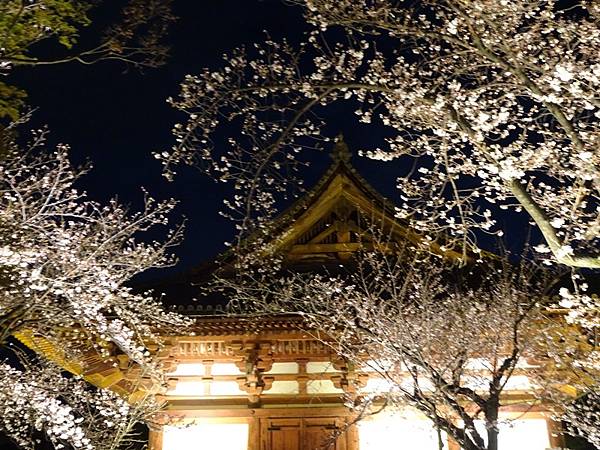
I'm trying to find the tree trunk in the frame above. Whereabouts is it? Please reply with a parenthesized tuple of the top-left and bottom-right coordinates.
(485, 400, 500, 450)
(487, 428, 498, 450)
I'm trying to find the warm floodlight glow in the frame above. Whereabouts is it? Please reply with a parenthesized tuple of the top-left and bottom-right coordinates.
(162, 423, 249, 450)
(468, 418, 550, 450)
(502, 375, 533, 390)
(359, 415, 444, 450)
(363, 377, 394, 393)
(363, 376, 433, 393)
(262, 380, 299, 394)
(359, 414, 550, 450)
(264, 362, 299, 374)
(211, 363, 243, 375)
(306, 362, 338, 373)
(497, 419, 550, 450)
(210, 380, 245, 396)
(167, 363, 205, 376)
(166, 381, 206, 396)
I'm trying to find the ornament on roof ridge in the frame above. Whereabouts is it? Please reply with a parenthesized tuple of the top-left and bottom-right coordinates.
(331, 133, 352, 164)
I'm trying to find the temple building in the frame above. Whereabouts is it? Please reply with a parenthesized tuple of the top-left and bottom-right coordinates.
(20, 138, 568, 450)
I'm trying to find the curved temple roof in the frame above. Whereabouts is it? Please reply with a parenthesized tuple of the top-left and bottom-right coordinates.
(153, 135, 472, 311)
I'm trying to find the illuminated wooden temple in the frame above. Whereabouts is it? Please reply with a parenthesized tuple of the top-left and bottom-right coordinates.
(21, 137, 567, 450)
(146, 137, 563, 450)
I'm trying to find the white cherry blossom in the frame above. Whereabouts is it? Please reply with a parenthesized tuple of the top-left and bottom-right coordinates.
(0, 127, 187, 448)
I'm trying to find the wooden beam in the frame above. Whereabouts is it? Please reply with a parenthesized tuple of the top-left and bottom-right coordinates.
(290, 243, 363, 254)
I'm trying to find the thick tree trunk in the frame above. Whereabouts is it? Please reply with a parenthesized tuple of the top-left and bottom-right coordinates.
(509, 179, 600, 268)
(485, 400, 500, 450)
(487, 427, 498, 450)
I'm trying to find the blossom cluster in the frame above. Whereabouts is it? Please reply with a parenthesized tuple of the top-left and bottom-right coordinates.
(562, 387, 600, 448)
(0, 128, 187, 448)
(0, 360, 158, 450)
(163, 0, 600, 271)
(0, 130, 188, 361)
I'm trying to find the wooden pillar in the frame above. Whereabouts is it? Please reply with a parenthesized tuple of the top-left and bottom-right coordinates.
(148, 427, 163, 450)
(347, 422, 359, 450)
(248, 417, 260, 450)
(546, 418, 565, 449)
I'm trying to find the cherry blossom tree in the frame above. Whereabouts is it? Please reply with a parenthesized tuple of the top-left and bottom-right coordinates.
(161, 0, 600, 271)
(0, 358, 160, 450)
(221, 247, 591, 450)
(0, 126, 188, 449)
(157, 1, 600, 445)
(0, 127, 187, 358)
(160, 1, 600, 390)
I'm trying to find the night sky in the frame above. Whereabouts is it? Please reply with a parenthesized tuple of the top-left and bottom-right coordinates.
(7, 0, 531, 283)
(8, 0, 425, 282)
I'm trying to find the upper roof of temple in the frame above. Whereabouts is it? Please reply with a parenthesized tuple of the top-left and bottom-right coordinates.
(253, 135, 465, 264)
(150, 135, 469, 313)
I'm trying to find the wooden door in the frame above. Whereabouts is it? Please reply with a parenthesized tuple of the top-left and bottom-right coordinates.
(262, 418, 347, 450)
(303, 418, 346, 450)
(263, 418, 302, 450)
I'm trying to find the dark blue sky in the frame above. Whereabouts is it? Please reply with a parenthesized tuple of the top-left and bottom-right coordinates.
(6, 1, 414, 277)
(8, 0, 530, 281)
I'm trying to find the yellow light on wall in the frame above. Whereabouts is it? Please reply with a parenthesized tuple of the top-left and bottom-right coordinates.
(306, 362, 339, 373)
(167, 363, 205, 376)
(211, 363, 243, 375)
(165, 381, 207, 396)
(306, 379, 344, 394)
(363, 377, 393, 393)
(497, 419, 550, 450)
(469, 418, 551, 450)
(162, 423, 249, 450)
(359, 413, 550, 450)
(210, 381, 245, 396)
(262, 380, 299, 395)
(359, 414, 445, 450)
(264, 362, 299, 374)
